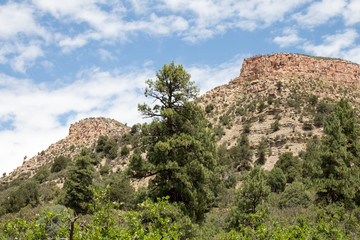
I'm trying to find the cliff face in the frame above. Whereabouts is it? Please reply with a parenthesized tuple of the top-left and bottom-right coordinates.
(230, 53, 360, 85)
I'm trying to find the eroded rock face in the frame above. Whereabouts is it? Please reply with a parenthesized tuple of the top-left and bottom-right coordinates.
(230, 53, 360, 85)
(66, 117, 129, 145)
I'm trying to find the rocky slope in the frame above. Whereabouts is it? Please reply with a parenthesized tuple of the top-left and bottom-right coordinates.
(2, 118, 129, 183)
(2, 53, 360, 183)
(198, 53, 360, 170)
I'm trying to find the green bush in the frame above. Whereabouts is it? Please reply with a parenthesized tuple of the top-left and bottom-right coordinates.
(120, 145, 130, 157)
(267, 167, 286, 193)
(7, 181, 40, 213)
(279, 181, 312, 208)
(51, 155, 70, 173)
(205, 104, 214, 113)
(302, 121, 313, 131)
(275, 152, 302, 183)
(271, 120, 280, 132)
(33, 167, 50, 183)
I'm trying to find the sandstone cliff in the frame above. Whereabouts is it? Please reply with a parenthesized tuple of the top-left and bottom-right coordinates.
(230, 53, 360, 85)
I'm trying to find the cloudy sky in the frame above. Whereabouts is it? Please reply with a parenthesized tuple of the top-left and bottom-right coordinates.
(1, 0, 360, 174)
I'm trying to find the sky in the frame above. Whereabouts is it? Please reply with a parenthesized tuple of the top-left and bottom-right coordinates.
(1, 0, 360, 174)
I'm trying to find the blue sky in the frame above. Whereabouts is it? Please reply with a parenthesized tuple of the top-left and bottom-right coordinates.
(1, 0, 360, 174)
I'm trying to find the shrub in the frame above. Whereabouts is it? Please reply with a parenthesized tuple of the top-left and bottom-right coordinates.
(51, 155, 70, 173)
(267, 167, 286, 193)
(205, 104, 214, 113)
(302, 121, 313, 131)
(243, 123, 251, 134)
(100, 164, 110, 175)
(313, 113, 324, 127)
(120, 145, 130, 157)
(33, 167, 50, 183)
(279, 181, 312, 208)
(271, 120, 280, 132)
(7, 181, 40, 213)
(275, 152, 302, 183)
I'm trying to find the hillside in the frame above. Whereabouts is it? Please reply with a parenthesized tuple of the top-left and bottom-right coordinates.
(2, 53, 360, 183)
(2, 53, 360, 239)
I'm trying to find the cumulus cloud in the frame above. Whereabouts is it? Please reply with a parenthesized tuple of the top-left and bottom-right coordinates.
(303, 29, 358, 57)
(188, 55, 246, 94)
(294, 0, 346, 27)
(302, 29, 360, 63)
(0, 2, 48, 40)
(0, 66, 152, 174)
(343, 0, 360, 25)
(274, 28, 303, 48)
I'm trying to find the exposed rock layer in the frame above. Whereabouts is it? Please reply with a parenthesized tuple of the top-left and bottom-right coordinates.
(230, 53, 360, 85)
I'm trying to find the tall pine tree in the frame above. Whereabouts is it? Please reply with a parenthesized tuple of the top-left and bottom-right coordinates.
(306, 99, 360, 206)
(133, 62, 218, 221)
(63, 151, 94, 214)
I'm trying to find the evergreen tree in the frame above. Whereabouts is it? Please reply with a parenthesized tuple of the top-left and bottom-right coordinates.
(229, 134, 252, 171)
(255, 137, 267, 165)
(226, 165, 270, 228)
(308, 99, 360, 206)
(63, 153, 94, 214)
(133, 62, 218, 221)
(267, 167, 286, 193)
(275, 152, 302, 183)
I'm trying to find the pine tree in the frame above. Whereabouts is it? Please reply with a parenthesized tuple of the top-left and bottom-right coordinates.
(133, 62, 218, 221)
(63, 152, 94, 214)
(229, 134, 252, 171)
(226, 165, 270, 229)
(311, 99, 360, 205)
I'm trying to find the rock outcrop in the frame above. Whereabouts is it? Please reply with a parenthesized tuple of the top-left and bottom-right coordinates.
(3, 117, 129, 182)
(230, 53, 360, 85)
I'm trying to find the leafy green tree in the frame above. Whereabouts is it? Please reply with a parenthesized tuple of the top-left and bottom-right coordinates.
(279, 181, 312, 208)
(135, 62, 218, 221)
(109, 175, 135, 208)
(51, 155, 70, 173)
(307, 99, 360, 206)
(33, 167, 50, 183)
(267, 167, 286, 193)
(7, 181, 40, 213)
(62, 153, 94, 214)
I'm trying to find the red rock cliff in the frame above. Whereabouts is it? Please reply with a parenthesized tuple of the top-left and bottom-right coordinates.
(230, 53, 360, 85)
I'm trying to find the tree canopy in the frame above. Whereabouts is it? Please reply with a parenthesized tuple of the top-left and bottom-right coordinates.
(132, 62, 218, 221)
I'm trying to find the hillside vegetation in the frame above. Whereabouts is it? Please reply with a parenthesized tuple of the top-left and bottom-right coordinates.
(1, 55, 360, 239)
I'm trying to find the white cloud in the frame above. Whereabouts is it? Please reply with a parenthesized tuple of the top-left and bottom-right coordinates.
(98, 49, 117, 61)
(274, 28, 303, 47)
(11, 44, 44, 73)
(0, 2, 48, 40)
(302, 29, 360, 63)
(188, 54, 246, 95)
(0, 66, 153, 174)
(343, 0, 360, 25)
(0, 42, 44, 73)
(294, 0, 346, 26)
(303, 29, 358, 56)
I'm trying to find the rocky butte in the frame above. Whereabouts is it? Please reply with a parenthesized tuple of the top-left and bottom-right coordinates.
(230, 53, 360, 85)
